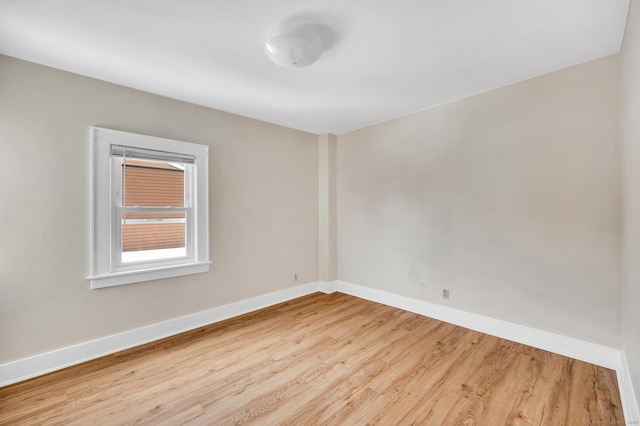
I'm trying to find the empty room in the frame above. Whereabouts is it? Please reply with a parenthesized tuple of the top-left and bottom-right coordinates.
(1, 0, 639, 424)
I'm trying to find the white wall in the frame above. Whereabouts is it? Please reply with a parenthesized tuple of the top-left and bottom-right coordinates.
(0, 55, 319, 364)
(622, 0, 640, 410)
(337, 55, 622, 348)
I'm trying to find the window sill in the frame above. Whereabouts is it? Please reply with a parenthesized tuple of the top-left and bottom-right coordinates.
(88, 261, 211, 289)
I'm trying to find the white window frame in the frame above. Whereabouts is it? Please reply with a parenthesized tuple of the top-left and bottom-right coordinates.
(88, 127, 210, 289)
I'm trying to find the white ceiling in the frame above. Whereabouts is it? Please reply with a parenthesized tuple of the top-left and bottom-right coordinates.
(0, 0, 630, 135)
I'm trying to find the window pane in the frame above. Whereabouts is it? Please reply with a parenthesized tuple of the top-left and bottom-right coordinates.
(122, 159, 185, 207)
(121, 211, 186, 263)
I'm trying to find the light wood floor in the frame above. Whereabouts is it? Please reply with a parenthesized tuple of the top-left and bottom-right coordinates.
(0, 292, 624, 425)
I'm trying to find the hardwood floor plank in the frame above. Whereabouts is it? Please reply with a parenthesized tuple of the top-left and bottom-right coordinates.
(0, 292, 624, 425)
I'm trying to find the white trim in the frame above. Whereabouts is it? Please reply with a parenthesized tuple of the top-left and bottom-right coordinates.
(88, 261, 211, 289)
(335, 281, 622, 368)
(619, 353, 640, 423)
(1, 279, 637, 422)
(318, 280, 338, 294)
(89, 127, 210, 289)
(335, 280, 638, 422)
(0, 282, 319, 387)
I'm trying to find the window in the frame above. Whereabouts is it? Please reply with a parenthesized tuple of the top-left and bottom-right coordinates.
(88, 127, 209, 289)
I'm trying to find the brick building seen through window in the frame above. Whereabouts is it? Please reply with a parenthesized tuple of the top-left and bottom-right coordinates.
(121, 159, 186, 260)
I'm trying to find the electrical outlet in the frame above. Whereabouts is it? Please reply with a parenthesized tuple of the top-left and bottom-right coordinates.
(442, 289, 450, 300)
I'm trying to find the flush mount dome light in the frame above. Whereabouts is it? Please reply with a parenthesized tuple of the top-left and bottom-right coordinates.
(264, 35, 321, 68)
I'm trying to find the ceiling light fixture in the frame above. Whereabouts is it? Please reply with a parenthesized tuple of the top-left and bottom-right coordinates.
(264, 35, 321, 68)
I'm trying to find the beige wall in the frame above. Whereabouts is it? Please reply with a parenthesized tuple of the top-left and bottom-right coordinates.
(318, 133, 337, 282)
(622, 0, 640, 409)
(337, 55, 622, 347)
(0, 55, 319, 363)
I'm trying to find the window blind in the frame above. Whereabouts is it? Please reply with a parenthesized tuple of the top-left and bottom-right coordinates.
(111, 145, 196, 164)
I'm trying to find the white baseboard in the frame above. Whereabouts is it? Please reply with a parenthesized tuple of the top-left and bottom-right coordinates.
(335, 281, 622, 368)
(335, 280, 638, 422)
(1, 279, 637, 421)
(619, 353, 640, 422)
(0, 281, 320, 388)
(318, 280, 338, 293)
